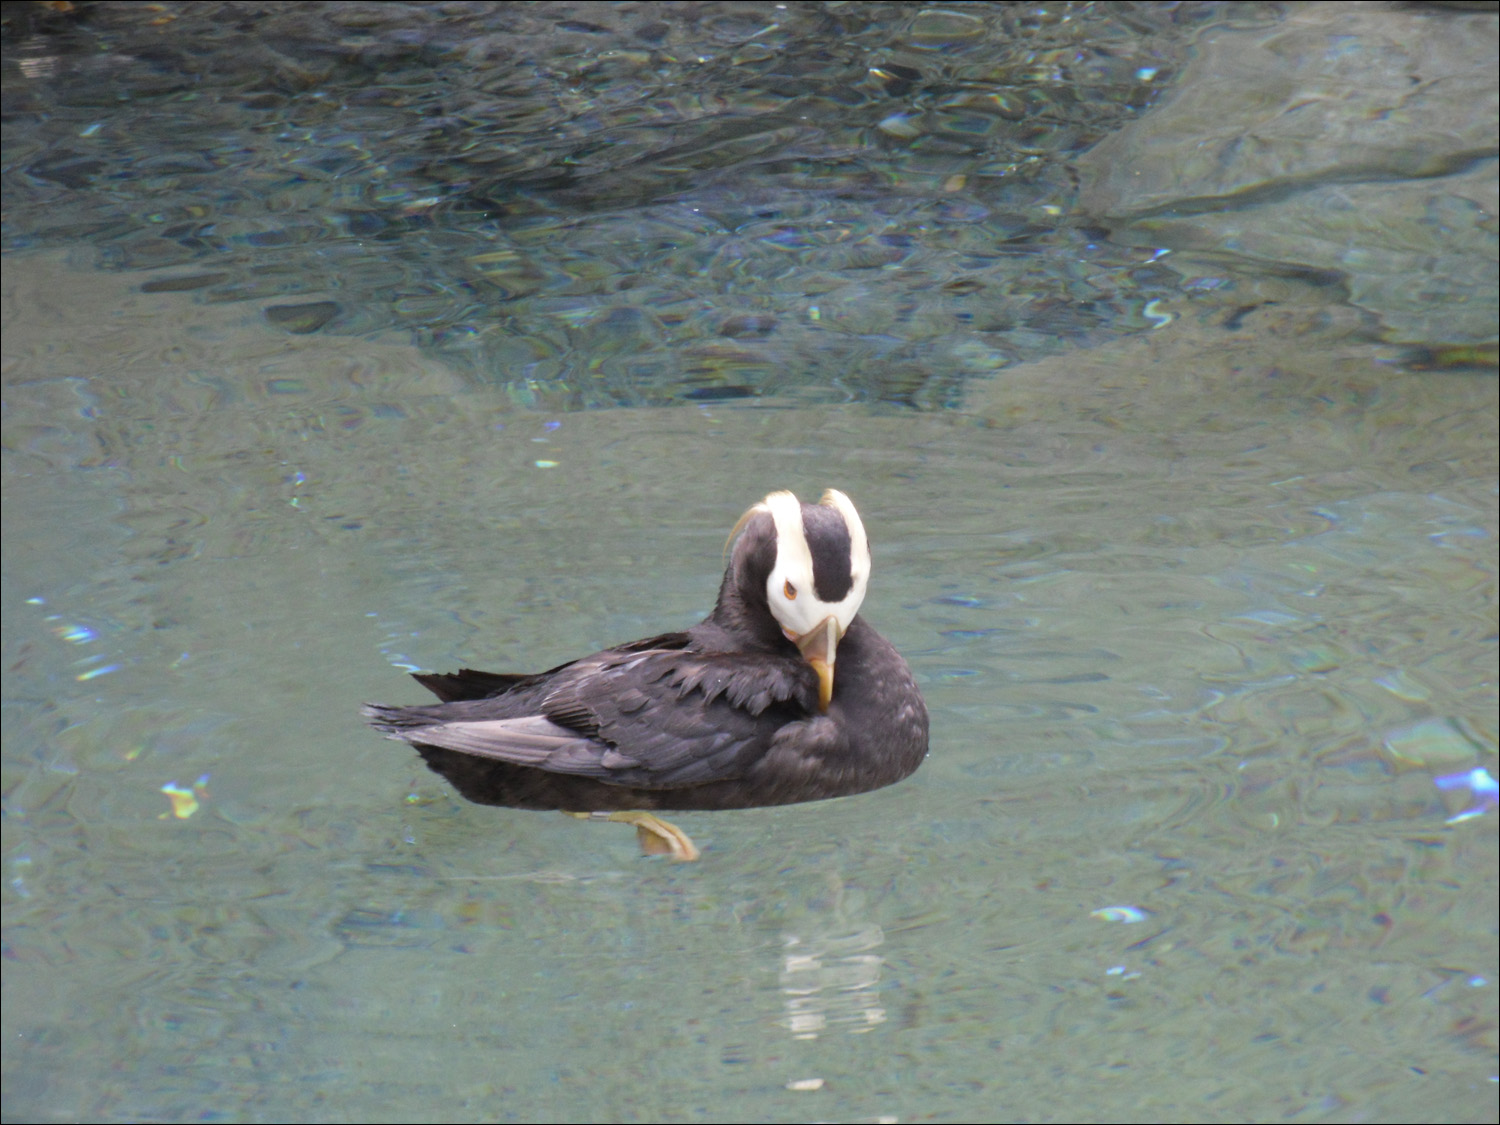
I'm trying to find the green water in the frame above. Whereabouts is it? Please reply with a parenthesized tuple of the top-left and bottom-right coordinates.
(3, 3, 1496, 1122)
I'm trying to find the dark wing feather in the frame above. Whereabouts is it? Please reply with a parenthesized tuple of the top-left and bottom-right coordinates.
(411, 632, 694, 703)
(539, 648, 815, 787)
(413, 668, 531, 702)
(368, 646, 816, 790)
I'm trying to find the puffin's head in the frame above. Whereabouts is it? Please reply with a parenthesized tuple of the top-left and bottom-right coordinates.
(728, 489, 870, 712)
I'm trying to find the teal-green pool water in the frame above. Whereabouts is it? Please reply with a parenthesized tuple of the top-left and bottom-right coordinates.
(4, 4, 1496, 1122)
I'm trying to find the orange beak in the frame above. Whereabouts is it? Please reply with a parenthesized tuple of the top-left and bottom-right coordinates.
(790, 616, 841, 713)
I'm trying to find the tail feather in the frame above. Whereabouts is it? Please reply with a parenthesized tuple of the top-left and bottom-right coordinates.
(413, 668, 530, 702)
(362, 702, 437, 736)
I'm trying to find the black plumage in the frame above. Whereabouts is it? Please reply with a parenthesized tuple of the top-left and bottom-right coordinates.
(365, 489, 928, 859)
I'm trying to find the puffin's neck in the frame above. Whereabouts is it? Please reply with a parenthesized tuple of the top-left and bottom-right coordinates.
(707, 563, 790, 652)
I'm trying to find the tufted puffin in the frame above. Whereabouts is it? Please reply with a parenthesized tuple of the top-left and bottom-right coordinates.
(364, 489, 928, 861)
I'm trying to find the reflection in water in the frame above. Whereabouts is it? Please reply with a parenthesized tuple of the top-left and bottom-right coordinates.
(1433, 766, 1499, 825)
(781, 924, 887, 1040)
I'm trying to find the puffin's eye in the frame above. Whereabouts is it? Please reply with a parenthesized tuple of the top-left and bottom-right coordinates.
(783, 580, 797, 600)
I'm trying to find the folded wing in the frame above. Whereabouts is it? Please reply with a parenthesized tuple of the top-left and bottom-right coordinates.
(365, 646, 816, 790)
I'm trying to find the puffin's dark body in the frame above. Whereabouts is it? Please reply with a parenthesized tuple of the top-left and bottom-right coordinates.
(365, 490, 928, 847)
